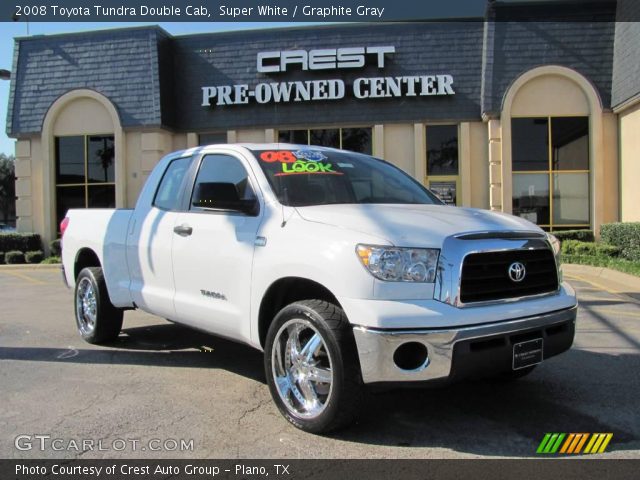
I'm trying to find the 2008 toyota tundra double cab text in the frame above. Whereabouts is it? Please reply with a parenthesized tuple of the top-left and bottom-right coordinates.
(61, 144, 577, 432)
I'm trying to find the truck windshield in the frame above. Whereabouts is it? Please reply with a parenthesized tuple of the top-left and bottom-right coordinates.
(252, 148, 442, 207)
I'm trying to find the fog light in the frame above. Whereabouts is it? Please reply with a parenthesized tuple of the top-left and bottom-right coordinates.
(393, 342, 429, 371)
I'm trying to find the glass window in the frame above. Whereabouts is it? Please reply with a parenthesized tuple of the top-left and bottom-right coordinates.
(153, 156, 192, 211)
(310, 129, 340, 148)
(55, 135, 116, 228)
(342, 128, 372, 155)
(56, 186, 85, 229)
(512, 174, 550, 226)
(55, 136, 85, 184)
(551, 117, 589, 170)
(512, 118, 549, 171)
(191, 154, 256, 210)
(278, 130, 309, 145)
(87, 136, 115, 183)
(552, 173, 589, 225)
(426, 125, 458, 175)
(511, 116, 590, 230)
(277, 128, 372, 154)
(198, 132, 227, 146)
(253, 148, 441, 207)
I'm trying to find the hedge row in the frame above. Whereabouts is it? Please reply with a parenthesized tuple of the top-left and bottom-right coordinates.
(553, 230, 595, 242)
(0, 233, 42, 253)
(0, 250, 45, 264)
(561, 240, 619, 258)
(600, 222, 640, 262)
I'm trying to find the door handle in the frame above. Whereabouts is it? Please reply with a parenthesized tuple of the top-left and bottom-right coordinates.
(173, 224, 193, 236)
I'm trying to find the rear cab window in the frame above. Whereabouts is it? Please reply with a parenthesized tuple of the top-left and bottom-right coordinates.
(153, 156, 192, 210)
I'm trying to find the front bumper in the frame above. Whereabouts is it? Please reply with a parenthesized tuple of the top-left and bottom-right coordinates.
(352, 305, 577, 384)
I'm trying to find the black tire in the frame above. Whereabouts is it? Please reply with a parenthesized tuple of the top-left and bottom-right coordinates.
(264, 300, 362, 433)
(74, 267, 123, 344)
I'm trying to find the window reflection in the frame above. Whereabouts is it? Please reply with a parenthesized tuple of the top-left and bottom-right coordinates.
(512, 174, 550, 225)
(426, 125, 458, 175)
(277, 128, 372, 154)
(512, 118, 549, 171)
(553, 173, 589, 225)
(551, 117, 589, 171)
(55, 134, 116, 228)
(87, 136, 115, 183)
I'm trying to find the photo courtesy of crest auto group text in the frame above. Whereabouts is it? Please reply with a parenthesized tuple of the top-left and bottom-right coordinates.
(1, 0, 639, 479)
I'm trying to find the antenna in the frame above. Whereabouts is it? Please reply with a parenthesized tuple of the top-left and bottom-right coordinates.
(281, 187, 289, 227)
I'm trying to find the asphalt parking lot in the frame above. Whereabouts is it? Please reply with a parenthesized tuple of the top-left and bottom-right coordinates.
(0, 266, 639, 459)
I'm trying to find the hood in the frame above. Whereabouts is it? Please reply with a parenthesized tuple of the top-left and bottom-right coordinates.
(295, 204, 543, 247)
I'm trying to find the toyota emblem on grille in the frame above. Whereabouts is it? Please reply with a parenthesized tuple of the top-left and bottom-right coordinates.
(508, 262, 526, 282)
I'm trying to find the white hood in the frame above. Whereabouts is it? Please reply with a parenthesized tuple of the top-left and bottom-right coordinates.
(296, 204, 543, 247)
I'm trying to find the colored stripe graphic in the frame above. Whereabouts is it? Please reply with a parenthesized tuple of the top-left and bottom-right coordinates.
(537, 433, 565, 454)
(537, 433, 613, 454)
(597, 433, 613, 453)
(537, 433, 552, 454)
(573, 433, 589, 454)
(583, 434, 598, 453)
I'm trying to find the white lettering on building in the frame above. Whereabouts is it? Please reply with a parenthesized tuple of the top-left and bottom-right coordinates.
(201, 46, 455, 107)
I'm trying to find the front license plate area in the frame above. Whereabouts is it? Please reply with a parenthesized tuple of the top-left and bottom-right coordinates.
(513, 338, 543, 370)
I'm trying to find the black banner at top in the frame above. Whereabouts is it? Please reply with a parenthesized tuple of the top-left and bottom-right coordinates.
(0, 0, 635, 23)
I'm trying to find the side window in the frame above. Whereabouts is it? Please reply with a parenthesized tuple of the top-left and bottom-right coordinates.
(153, 156, 192, 210)
(191, 154, 256, 210)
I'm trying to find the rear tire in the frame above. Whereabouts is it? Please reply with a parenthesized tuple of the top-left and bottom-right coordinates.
(74, 267, 123, 344)
(264, 300, 362, 433)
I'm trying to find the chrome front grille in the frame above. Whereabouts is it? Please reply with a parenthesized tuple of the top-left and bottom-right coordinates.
(459, 249, 559, 303)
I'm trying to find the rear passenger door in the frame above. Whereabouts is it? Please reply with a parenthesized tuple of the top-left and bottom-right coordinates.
(171, 152, 263, 342)
(127, 155, 192, 320)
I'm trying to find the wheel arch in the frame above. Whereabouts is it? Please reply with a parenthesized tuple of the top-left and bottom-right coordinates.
(258, 277, 343, 349)
(74, 248, 102, 280)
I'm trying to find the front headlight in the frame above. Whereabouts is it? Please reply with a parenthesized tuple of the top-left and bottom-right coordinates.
(546, 233, 561, 257)
(356, 244, 439, 282)
(546, 233, 563, 282)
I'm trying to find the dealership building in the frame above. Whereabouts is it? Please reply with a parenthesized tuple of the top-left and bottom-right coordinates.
(5, 0, 640, 247)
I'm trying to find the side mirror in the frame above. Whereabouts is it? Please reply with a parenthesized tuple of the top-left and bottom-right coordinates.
(192, 182, 259, 216)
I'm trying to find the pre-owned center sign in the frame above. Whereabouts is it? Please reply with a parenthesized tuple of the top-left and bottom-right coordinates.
(201, 46, 455, 107)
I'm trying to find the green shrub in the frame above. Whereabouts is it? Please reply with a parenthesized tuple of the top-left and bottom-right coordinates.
(25, 250, 44, 264)
(561, 240, 620, 258)
(41, 256, 61, 264)
(0, 233, 42, 253)
(0, 251, 4, 264)
(5, 250, 25, 264)
(553, 229, 595, 243)
(50, 239, 62, 257)
(600, 222, 640, 262)
(596, 244, 620, 257)
(561, 240, 581, 255)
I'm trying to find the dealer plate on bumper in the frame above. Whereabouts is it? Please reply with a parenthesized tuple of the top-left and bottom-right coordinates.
(513, 338, 543, 370)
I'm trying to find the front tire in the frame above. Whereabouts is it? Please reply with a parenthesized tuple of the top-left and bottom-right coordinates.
(264, 300, 362, 433)
(74, 267, 123, 344)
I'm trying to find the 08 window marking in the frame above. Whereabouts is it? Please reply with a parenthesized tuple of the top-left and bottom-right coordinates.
(259, 150, 344, 177)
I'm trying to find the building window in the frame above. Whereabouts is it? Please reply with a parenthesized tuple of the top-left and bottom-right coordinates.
(426, 125, 459, 205)
(55, 135, 116, 227)
(511, 117, 589, 230)
(278, 127, 372, 154)
(198, 132, 227, 146)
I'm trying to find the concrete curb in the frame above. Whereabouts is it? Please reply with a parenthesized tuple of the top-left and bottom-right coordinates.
(563, 263, 640, 295)
(0, 263, 61, 270)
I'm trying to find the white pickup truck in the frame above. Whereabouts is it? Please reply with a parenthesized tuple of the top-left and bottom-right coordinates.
(62, 144, 577, 432)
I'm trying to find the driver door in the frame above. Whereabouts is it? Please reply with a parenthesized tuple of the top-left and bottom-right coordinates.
(171, 153, 263, 342)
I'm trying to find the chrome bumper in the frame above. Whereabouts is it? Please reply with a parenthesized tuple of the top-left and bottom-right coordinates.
(352, 305, 577, 384)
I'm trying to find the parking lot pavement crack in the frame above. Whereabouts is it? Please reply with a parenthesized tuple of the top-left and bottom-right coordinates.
(237, 387, 271, 425)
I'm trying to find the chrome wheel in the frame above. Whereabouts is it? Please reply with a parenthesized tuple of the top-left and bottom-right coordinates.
(76, 277, 97, 335)
(271, 318, 334, 419)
